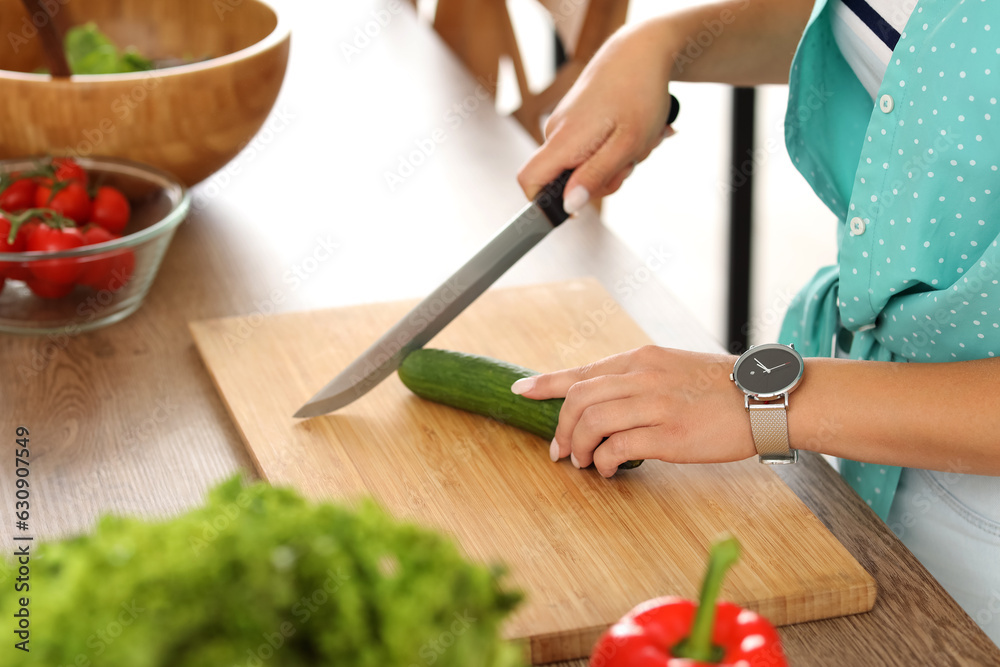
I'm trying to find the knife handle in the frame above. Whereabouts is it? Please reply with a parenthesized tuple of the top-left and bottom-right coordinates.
(532, 94, 680, 226)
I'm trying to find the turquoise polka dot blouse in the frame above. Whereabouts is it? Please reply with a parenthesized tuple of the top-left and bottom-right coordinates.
(780, 0, 1000, 521)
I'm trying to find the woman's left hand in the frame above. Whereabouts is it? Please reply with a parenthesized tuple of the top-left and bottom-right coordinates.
(510, 346, 757, 476)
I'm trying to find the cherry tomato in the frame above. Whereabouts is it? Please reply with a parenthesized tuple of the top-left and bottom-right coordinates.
(17, 219, 42, 248)
(25, 276, 74, 299)
(99, 248, 136, 293)
(0, 178, 37, 212)
(77, 225, 119, 289)
(89, 186, 130, 234)
(77, 224, 135, 292)
(35, 181, 91, 225)
(80, 224, 117, 246)
(5, 264, 29, 282)
(0, 216, 25, 278)
(79, 246, 135, 293)
(52, 157, 87, 186)
(13, 219, 41, 248)
(26, 224, 84, 285)
(7, 263, 30, 282)
(5, 219, 40, 282)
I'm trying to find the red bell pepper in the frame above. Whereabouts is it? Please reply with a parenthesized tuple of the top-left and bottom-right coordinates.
(590, 536, 788, 667)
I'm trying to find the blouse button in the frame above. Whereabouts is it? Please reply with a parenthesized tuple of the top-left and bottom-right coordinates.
(850, 217, 866, 235)
(879, 94, 894, 113)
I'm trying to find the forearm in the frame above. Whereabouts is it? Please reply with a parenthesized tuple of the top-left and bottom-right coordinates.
(632, 0, 814, 86)
(789, 358, 1000, 475)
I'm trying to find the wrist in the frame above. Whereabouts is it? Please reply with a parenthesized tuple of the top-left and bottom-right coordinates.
(786, 358, 844, 455)
(648, 7, 736, 82)
(599, 17, 679, 85)
(631, 16, 687, 82)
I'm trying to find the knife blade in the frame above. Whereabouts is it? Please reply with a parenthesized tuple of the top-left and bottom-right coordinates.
(294, 95, 679, 418)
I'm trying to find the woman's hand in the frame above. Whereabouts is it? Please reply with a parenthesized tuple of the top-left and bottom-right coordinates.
(517, 20, 679, 212)
(511, 346, 756, 476)
(516, 1, 814, 213)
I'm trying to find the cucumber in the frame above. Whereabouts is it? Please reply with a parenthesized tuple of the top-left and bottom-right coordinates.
(397, 348, 642, 470)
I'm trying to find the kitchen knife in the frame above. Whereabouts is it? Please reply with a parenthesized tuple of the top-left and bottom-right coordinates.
(294, 95, 680, 418)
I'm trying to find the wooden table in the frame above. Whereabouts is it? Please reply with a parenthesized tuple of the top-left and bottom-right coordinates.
(1, 2, 997, 664)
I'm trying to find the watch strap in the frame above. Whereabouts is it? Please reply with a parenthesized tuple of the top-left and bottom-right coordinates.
(748, 399, 797, 463)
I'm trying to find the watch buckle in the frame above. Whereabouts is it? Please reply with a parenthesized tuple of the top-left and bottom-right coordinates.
(759, 450, 799, 465)
(744, 395, 789, 410)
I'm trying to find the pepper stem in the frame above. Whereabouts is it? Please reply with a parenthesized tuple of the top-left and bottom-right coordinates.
(672, 535, 742, 663)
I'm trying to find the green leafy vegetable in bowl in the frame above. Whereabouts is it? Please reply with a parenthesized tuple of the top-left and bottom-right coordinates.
(0, 476, 524, 666)
(64, 22, 153, 74)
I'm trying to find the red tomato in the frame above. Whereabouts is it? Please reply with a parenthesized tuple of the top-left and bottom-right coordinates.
(0, 178, 37, 212)
(0, 216, 25, 278)
(80, 224, 117, 246)
(77, 225, 120, 289)
(7, 263, 30, 282)
(13, 219, 40, 248)
(5, 219, 40, 281)
(79, 247, 135, 293)
(52, 157, 88, 186)
(77, 224, 135, 292)
(35, 181, 91, 225)
(99, 248, 136, 293)
(89, 186, 130, 234)
(25, 276, 74, 299)
(26, 224, 84, 285)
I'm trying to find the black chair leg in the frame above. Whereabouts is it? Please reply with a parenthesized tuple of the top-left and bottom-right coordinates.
(726, 86, 756, 354)
(554, 29, 569, 68)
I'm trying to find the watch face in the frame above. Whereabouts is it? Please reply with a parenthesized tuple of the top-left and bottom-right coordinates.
(733, 344, 804, 399)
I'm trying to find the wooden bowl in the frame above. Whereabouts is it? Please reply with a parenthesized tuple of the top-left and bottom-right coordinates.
(0, 0, 290, 185)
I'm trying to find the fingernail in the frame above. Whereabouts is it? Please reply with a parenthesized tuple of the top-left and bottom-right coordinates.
(511, 377, 536, 395)
(570, 453, 581, 469)
(549, 438, 560, 462)
(562, 186, 589, 215)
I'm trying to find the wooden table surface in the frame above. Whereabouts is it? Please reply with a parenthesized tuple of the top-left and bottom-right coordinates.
(1, 2, 997, 664)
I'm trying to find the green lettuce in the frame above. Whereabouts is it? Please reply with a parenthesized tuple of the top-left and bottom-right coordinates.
(64, 23, 154, 74)
(0, 476, 524, 666)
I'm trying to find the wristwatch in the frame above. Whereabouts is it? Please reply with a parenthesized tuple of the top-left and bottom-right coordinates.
(730, 343, 804, 464)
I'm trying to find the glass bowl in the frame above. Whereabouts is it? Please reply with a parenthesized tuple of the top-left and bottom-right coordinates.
(0, 156, 190, 335)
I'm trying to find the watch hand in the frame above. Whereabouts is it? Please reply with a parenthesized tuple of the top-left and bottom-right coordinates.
(755, 359, 769, 372)
(768, 362, 790, 371)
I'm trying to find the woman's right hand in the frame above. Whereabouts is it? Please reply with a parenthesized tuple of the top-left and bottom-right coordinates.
(517, 19, 679, 213)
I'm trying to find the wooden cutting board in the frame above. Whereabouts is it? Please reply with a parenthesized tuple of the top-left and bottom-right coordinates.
(190, 278, 875, 663)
